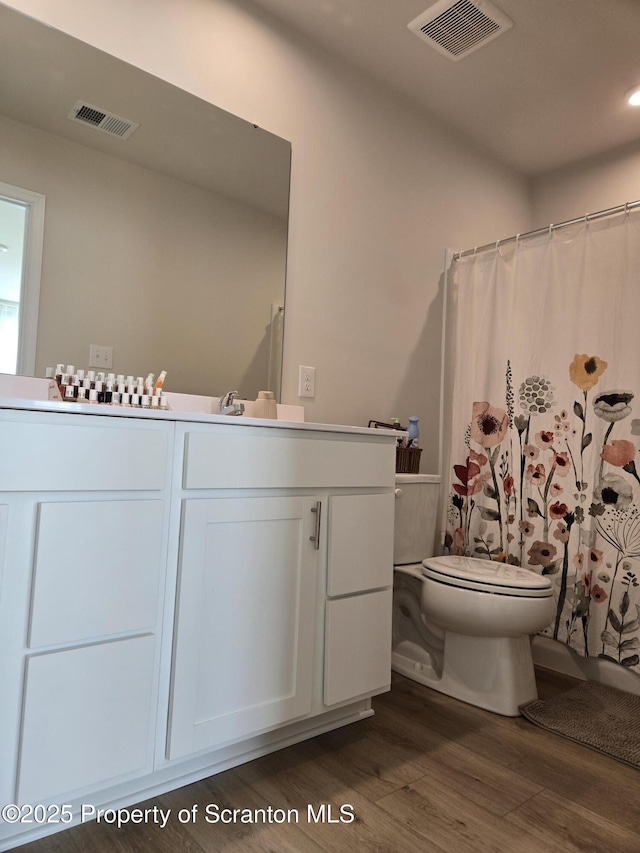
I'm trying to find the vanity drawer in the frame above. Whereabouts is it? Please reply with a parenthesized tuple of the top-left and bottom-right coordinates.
(327, 493, 395, 596)
(324, 589, 392, 706)
(0, 418, 168, 491)
(183, 429, 395, 489)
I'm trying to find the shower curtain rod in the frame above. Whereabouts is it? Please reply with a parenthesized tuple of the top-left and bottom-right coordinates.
(453, 198, 640, 260)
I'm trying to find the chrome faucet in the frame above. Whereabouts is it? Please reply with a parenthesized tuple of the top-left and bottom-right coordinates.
(217, 390, 245, 416)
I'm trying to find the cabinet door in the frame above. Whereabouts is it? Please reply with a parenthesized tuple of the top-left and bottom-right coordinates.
(29, 499, 164, 646)
(324, 589, 393, 706)
(18, 636, 155, 803)
(327, 493, 395, 596)
(168, 496, 319, 760)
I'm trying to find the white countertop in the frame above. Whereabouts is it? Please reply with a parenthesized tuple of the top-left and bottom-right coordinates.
(0, 396, 397, 438)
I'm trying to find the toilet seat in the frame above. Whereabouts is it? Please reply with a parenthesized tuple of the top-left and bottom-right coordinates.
(422, 555, 553, 598)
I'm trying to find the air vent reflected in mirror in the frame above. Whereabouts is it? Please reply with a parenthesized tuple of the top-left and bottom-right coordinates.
(67, 101, 139, 139)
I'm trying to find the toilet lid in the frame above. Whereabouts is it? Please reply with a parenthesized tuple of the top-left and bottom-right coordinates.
(422, 555, 552, 597)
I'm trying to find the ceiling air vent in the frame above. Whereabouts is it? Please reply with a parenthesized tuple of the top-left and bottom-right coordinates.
(67, 101, 139, 139)
(408, 0, 513, 61)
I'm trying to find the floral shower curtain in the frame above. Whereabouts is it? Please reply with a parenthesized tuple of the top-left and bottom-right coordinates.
(443, 209, 640, 669)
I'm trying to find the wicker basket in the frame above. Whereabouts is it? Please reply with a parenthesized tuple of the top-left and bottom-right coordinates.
(396, 446, 422, 474)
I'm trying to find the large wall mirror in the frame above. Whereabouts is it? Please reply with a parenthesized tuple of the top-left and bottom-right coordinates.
(0, 3, 291, 399)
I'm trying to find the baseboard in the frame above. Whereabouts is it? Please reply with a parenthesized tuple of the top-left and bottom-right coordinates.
(532, 636, 640, 696)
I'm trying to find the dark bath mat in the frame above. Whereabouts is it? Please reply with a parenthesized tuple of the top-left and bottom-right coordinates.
(521, 679, 640, 769)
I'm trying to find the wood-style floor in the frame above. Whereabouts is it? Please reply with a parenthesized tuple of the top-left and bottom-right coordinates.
(17, 668, 640, 853)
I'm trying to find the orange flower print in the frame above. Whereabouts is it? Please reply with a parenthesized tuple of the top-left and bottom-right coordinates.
(590, 584, 608, 603)
(471, 402, 508, 448)
(503, 474, 514, 496)
(550, 482, 563, 497)
(569, 354, 608, 391)
(601, 440, 636, 467)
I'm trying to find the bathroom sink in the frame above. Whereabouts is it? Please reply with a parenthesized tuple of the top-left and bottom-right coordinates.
(163, 391, 304, 422)
(162, 391, 220, 414)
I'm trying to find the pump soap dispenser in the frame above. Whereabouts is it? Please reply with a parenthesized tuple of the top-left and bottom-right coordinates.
(253, 391, 277, 419)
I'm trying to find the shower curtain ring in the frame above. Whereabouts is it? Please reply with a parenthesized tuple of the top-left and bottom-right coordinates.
(625, 201, 630, 218)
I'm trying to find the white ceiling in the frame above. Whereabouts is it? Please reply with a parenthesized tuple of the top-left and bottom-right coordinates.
(249, 0, 640, 176)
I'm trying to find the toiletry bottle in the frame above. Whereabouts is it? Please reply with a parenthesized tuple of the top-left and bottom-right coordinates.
(59, 373, 69, 398)
(254, 390, 277, 419)
(391, 418, 406, 446)
(154, 370, 167, 394)
(408, 417, 420, 447)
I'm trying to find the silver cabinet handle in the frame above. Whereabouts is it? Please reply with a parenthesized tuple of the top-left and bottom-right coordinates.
(309, 500, 322, 549)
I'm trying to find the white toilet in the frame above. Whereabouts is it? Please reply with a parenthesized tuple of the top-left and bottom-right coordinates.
(392, 474, 555, 716)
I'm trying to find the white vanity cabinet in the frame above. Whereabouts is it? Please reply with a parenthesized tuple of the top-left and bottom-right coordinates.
(166, 423, 396, 760)
(0, 403, 396, 852)
(0, 410, 173, 813)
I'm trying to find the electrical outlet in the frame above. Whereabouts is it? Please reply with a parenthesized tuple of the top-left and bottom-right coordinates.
(89, 344, 113, 369)
(298, 365, 316, 398)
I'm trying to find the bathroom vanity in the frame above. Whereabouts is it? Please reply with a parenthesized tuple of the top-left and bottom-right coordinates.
(0, 399, 396, 850)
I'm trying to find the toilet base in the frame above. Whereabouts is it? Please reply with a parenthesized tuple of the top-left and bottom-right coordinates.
(391, 631, 539, 716)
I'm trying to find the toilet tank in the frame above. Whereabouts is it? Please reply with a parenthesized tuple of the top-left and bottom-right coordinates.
(394, 474, 441, 565)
